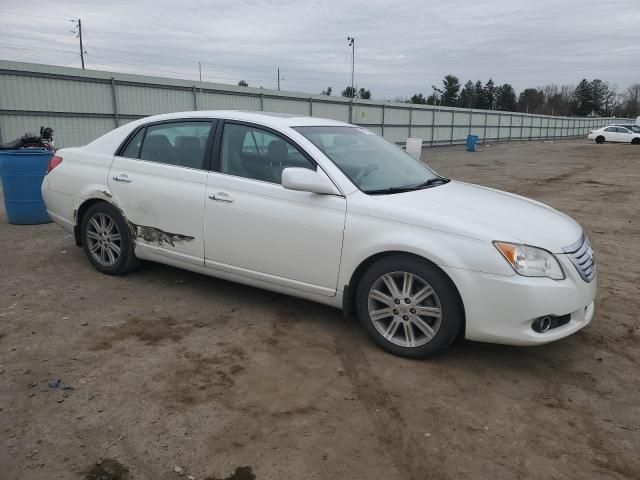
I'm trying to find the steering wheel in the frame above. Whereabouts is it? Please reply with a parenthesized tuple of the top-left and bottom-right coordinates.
(354, 164, 379, 184)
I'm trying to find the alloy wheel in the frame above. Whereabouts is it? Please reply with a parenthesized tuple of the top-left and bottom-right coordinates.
(85, 212, 122, 267)
(367, 271, 442, 348)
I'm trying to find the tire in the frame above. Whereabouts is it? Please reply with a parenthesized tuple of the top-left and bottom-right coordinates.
(632, 138, 640, 145)
(355, 255, 463, 358)
(80, 202, 140, 275)
(595, 136, 605, 144)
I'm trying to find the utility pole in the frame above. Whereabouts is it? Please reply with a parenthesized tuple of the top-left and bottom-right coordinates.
(198, 61, 202, 82)
(78, 19, 85, 69)
(347, 36, 355, 98)
(277, 68, 281, 91)
(71, 19, 85, 69)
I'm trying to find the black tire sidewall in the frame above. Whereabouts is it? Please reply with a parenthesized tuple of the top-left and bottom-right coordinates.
(81, 202, 136, 275)
(596, 136, 605, 144)
(356, 255, 463, 358)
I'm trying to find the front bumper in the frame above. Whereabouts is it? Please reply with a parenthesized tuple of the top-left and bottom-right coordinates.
(443, 255, 597, 346)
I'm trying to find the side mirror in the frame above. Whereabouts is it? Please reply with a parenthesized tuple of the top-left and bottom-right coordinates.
(281, 168, 341, 195)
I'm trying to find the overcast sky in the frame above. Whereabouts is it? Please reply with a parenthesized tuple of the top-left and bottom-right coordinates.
(1, 0, 639, 98)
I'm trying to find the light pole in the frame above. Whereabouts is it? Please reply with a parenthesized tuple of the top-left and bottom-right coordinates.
(347, 36, 355, 98)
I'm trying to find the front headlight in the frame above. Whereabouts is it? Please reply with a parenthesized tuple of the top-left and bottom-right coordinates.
(493, 241, 565, 280)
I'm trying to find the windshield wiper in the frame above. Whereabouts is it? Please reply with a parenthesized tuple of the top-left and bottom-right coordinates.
(363, 177, 450, 195)
(412, 177, 451, 189)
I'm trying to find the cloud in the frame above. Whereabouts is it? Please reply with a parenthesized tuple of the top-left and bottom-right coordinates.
(1, 0, 639, 98)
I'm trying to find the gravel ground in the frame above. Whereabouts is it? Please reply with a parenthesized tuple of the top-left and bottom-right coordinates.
(1, 139, 639, 480)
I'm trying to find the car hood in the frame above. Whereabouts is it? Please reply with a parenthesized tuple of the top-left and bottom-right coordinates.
(353, 180, 583, 252)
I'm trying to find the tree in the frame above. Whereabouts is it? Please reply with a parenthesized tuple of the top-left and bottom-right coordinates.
(238, 80, 248, 87)
(572, 79, 594, 116)
(321, 86, 332, 96)
(623, 84, 640, 118)
(495, 84, 517, 111)
(474, 80, 488, 109)
(458, 81, 475, 108)
(341, 86, 356, 98)
(442, 75, 460, 106)
(410, 93, 427, 104)
(542, 84, 574, 116)
(484, 79, 496, 109)
(359, 88, 372, 100)
(518, 88, 545, 113)
(590, 79, 610, 115)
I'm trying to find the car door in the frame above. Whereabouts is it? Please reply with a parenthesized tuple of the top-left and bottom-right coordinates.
(603, 127, 620, 142)
(108, 119, 216, 266)
(204, 121, 346, 296)
(616, 127, 633, 143)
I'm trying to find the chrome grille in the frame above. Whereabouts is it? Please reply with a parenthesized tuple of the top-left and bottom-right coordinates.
(563, 233, 596, 283)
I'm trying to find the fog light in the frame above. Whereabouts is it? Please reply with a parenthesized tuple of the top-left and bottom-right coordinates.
(532, 316, 552, 333)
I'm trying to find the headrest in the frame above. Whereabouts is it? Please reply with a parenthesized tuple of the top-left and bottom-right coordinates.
(144, 134, 171, 150)
(175, 136, 200, 149)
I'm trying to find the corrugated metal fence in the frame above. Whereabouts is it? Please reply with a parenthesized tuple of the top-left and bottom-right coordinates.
(0, 60, 630, 148)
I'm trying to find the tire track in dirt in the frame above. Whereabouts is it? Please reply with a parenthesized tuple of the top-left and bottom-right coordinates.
(333, 321, 433, 480)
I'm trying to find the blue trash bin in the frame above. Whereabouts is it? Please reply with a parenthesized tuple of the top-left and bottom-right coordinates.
(0, 148, 53, 224)
(466, 135, 479, 152)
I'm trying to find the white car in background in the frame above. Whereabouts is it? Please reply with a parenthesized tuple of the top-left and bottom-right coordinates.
(588, 125, 640, 144)
(42, 111, 596, 358)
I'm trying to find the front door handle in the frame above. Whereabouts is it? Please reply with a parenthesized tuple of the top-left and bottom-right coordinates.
(113, 174, 132, 183)
(208, 192, 234, 203)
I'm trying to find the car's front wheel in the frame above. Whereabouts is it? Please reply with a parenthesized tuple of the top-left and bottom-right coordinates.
(595, 136, 605, 144)
(81, 202, 139, 275)
(356, 255, 463, 358)
(631, 138, 640, 145)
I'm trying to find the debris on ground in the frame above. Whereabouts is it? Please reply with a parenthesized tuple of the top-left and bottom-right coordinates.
(48, 379, 62, 389)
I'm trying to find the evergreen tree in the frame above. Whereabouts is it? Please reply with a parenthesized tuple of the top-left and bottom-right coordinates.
(442, 75, 461, 106)
(474, 80, 488, 109)
(410, 93, 427, 104)
(458, 81, 475, 108)
(495, 84, 517, 111)
(572, 79, 594, 116)
(358, 88, 372, 100)
(484, 79, 496, 109)
(341, 86, 356, 98)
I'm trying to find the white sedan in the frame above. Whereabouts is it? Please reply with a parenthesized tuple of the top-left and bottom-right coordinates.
(588, 125, 640, 144)
(42, 111, 596, 357)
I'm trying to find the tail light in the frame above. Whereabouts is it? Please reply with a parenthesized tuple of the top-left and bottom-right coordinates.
(46, 155, 63, 174)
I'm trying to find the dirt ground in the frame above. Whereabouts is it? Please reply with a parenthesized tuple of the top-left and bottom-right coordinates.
(1, 139, 639, 480)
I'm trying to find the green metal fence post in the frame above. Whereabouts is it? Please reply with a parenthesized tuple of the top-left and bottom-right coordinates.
(110, 77, 119, 128)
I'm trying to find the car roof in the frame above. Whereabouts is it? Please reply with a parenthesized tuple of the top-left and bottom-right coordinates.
(132, 110, 352, 128)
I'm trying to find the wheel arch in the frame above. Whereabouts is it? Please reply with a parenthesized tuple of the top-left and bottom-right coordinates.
(342, 250, 466, 338)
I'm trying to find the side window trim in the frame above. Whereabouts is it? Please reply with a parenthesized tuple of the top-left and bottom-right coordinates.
(210, 119, 318, 174)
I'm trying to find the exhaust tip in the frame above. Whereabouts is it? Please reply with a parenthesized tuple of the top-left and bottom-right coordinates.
(532, 316, 552, 333)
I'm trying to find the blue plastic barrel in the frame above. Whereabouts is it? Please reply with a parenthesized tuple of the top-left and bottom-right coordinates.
(0, 149, 53, 224)
(466, 134, 479, 152)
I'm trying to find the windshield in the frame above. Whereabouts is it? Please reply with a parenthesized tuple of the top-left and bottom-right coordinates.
(293, 126, 440, 193)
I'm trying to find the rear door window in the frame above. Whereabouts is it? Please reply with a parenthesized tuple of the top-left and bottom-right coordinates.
(121, 128, 145, 159)
(137, 121, 213, 169)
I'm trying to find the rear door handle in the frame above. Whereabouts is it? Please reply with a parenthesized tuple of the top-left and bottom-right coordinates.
(208, 192, 234, 203)
(113, 174, 132, 183)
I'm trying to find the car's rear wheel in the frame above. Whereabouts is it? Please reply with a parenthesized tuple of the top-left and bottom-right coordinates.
(631, 138, 640, 145)
(81, 202, 139, 275)
(595, 136, 605, 144)
(356, 255, 462, 358)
